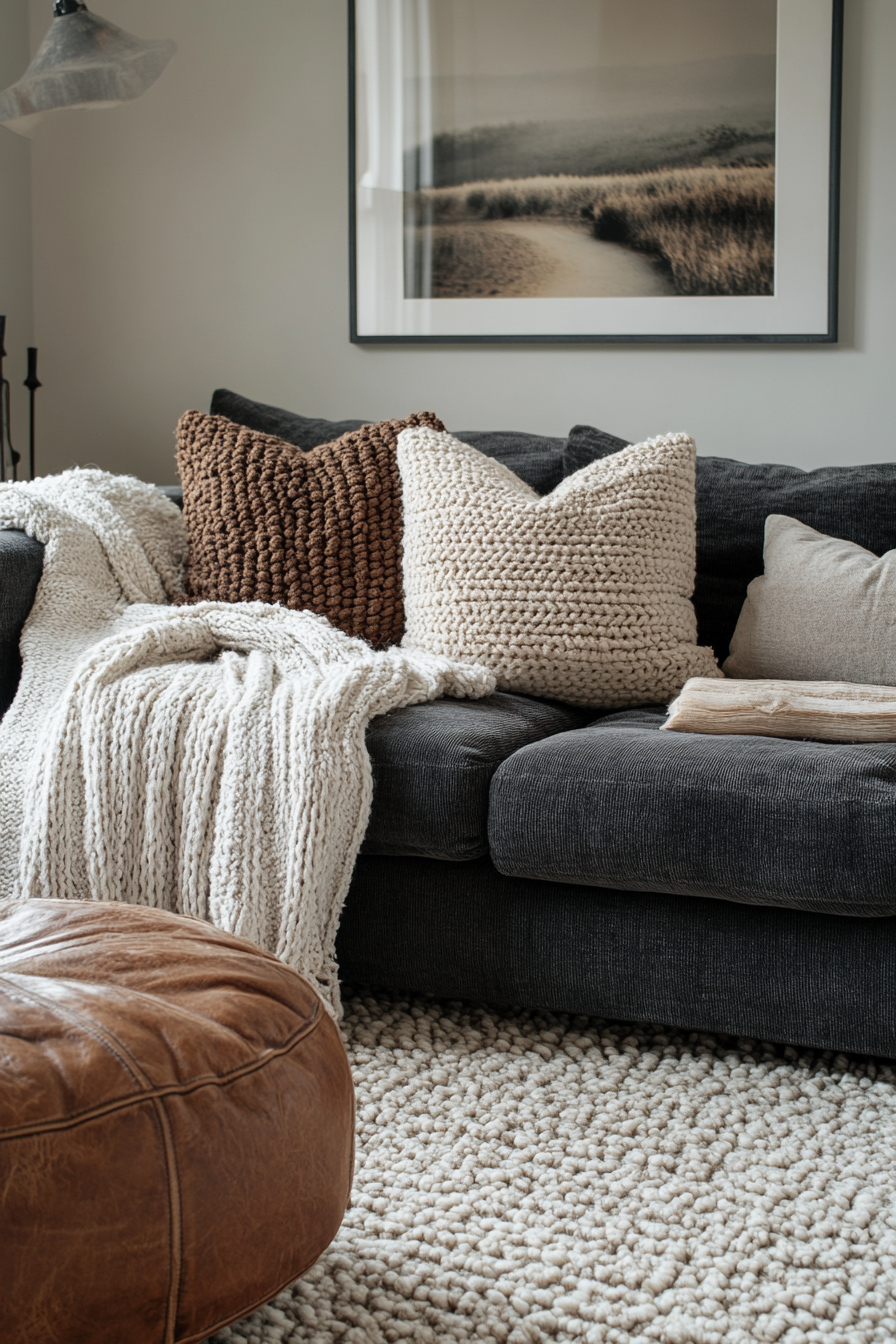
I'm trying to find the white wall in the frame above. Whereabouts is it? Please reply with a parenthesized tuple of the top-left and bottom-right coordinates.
(0, 0, 33, 462)
(26, 0, 896, 484)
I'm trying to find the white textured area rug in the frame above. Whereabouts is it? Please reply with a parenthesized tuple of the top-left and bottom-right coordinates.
(213, 992, 896, 1344)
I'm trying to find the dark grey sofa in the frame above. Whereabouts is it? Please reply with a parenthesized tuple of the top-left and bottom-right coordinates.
(4, 393, 896, 1059)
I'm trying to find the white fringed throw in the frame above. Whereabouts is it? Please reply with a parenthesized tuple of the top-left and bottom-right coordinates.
(0, 471, 493, 1012)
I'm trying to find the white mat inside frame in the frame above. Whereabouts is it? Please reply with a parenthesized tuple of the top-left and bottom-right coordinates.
(214, 992, 896, 1344)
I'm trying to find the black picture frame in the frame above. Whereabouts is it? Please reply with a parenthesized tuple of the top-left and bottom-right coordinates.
(349, 0, 843, 346)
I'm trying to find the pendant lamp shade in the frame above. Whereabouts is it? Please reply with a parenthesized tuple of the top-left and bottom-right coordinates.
(0, 4, 176, 137)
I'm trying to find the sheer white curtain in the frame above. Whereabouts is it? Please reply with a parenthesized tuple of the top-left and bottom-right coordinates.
(356, 0, 435, 310)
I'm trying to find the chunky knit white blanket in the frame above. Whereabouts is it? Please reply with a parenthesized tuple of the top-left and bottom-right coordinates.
(0, 470, 493, 1012)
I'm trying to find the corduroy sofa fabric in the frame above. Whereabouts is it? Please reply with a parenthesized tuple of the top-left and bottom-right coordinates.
(177, 409, 444, 648)
(362, 692, 587, 860)
(398, 427, 721, 709)
(562, 423, 630, 477)
(450, 429, 565, 495)
(337, 854, 896, 1058)
(488, 707, 896, 917)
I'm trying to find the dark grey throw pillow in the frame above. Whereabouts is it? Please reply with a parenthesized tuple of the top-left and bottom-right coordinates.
(563, 423, 631, 476)
(566, 423, 896, 662)
(210, 389, 369, 451)
(451, 430, 564, 495)
(210, 390, 565, 495)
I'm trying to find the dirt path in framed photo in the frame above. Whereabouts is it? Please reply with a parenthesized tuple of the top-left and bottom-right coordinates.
(495, 220, 677, 297)
(429, 218, 676, 299)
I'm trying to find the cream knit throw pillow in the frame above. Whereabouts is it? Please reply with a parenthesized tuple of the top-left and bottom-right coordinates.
(398, 428, 720, 708)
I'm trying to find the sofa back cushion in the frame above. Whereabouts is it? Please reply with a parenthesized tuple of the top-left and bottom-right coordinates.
(566, 424, 896, 662)
(211, 390, 565, 495)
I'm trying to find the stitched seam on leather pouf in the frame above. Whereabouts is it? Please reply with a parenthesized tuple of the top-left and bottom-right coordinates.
(0, 1008, 325, 1141)
(0, 973, 147, 1086)
(152, 1096, 184, 1344)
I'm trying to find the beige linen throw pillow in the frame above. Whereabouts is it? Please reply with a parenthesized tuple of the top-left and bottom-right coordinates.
(725, 515, 896, 685)
(397, 427, 720, 709)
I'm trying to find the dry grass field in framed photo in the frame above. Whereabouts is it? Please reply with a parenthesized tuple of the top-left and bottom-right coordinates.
(350, 0, 842, 343)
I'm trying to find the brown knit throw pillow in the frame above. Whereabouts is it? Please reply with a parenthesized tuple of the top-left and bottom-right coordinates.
(176, 409, 444, 648)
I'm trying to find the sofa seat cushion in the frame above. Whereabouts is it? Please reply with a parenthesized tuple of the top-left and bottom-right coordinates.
(488, 707, 896, 915)
(363, 693, 586, 861)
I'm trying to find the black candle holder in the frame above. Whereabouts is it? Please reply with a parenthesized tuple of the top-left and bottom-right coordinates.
(0, 316, 40, 481)
(24, 348, 41, 481)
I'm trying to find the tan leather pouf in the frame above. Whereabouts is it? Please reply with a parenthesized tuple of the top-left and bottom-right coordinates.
(0, 899, 355, 1344)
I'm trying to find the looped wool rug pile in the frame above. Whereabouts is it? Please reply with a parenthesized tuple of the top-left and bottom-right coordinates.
(214, 990, 896, 1344)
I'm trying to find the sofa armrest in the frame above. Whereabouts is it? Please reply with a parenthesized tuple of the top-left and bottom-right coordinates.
(0, 486, 180, 720)
(0, 530, 46, 719)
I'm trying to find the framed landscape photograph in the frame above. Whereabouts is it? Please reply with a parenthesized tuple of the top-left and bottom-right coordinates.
(349, 0, 842, 344)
